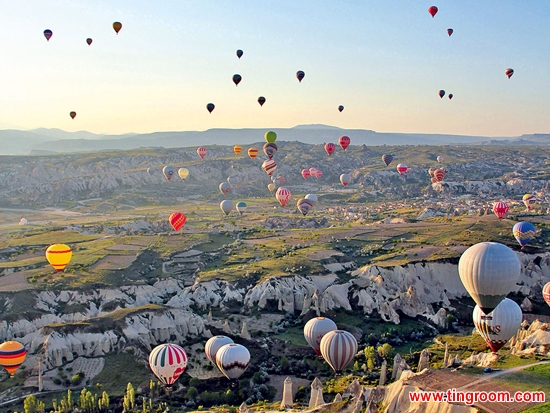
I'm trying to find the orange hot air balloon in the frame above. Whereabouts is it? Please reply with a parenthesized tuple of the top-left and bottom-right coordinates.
(234, 145, 242, 155)
(248, 148, 258, 159)
(169, 212, 186, 231)
(0, 341, 26, 377)
(70, 111, 76, 119)
(45, 244, 72, 272)
(113, 22, 122, 34)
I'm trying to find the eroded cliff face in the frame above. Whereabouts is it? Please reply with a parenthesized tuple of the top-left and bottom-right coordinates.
(2, 253, 549, 366)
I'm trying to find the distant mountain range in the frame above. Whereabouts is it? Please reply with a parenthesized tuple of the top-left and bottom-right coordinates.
(2, 125, 549, 156)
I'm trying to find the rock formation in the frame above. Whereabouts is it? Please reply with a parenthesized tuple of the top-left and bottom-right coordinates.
(281, 376, 293, 409)
(308, 377, 325, 408)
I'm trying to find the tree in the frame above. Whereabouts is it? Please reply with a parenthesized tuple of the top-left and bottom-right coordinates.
(123, 382, 136, 412)
(377, 343, 395, 361)
(98, 391, 110, 412)
(79, 388, 96, 413)
(187, 387, 199, 400)
(24, 395, 45, 413)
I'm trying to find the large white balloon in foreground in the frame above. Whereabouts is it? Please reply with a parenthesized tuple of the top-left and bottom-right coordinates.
(216, 343, 250, 380)
(458, 242, 520, 315)
(473, 298, 522, 354)
(320, 330, 357, 374)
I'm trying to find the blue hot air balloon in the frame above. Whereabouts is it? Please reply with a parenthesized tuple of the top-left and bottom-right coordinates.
(512, 222, 536, 249)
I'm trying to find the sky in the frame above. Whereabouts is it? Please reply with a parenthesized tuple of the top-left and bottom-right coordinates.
(0, 1, 549, 136)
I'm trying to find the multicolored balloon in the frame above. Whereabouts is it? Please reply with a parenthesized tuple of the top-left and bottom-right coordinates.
(113, 22, 122, 34)
(492, 201, 509, 220)
(304, 317, 337, 356)
(513, 222, 537, 249)
(232, 74, 242, 86)
(276, 175, 285, 185)
(149, 343, 188, 387)
(43, 30, 53, 41)
(505, 68, 514, 79)
(197, 147, 207, 159)
(396, 164, 409, 175)
(338, 136, 350, 151)
(206, 103, 215, 114)
(0, 341, 26, 377)
(543, 282, 550, 307)
(163, 166, 176, 181)
(324, 143, 336, 156)
(45, 244, 72, 272)
(169, 212, 186, 231)
(296, 70, 305, 83)
(437, 156, 444, 163)
(297, 198, 314, 216)
(276, 187, 291, 207)
(319, 330, 358, 374)
(248, 148, 258, 159)
(216, 343, 250, 381)
(433, 169, 446, 182)
(262, 159, 277, 176)
(382, 154, 394, 166)
(263, 142, 278, 159)
(522, 194, 538, 210)
(236, 201, 247, 215)
(473, 298, 522, 354)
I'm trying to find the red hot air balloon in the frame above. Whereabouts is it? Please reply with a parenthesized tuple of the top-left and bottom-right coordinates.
(438, 90, 445, 98)
(70, 111, 77, 119)
(428, 6, 438, 18)
(396, 164, 408, 175)
(301, 169, 311, 179)
(433, 169, 446, 182)
(43, 30, 53, 41)
(543, 282, 550, 307)
(338, 136, 350, 151)
(169, 212, 186, 231)
(113, 22, 122, 34)
(296, 71, 305, 83)
(324, 143, 336, 156)
(197, 147, 207, 159)
(232, 74, 242, 86)
(236, 49, 243, 59)
(86, 38, 93, 45)
(505, 68, 514, 79)
(258, 96, 266, 106)
(276, 187, 291, 207)
(206, 103, 215, 113)
(315, 170, 323, 179)
(492, 201, 509, 220)
(447, 28, 453, 36)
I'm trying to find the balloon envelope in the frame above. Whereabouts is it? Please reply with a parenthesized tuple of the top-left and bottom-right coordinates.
(113, 22, 122, 34)
(236, 201, 247, 215)
(297, 198, 314, 216)
(438, 90, 445, 98)
(437, 156, 444, 163)
(232, 74, 242, 86)
(205, 336, 234, 365)
(206, 103, 215, 113)
(264, 131, 277, 143)
(169, 212, 186, 231)
(258, 96, 266, 106)
(149, 343, 188, 386)
(396, 164, 408, 175)
(233, 145, 242, 155)
(263, 142, 278, 159)
(473, 298, 522, 354)
(43, 30, 53, 41)
(338, 136, 350, 151)
(220, 200, 234, 216)
(163, 166, 176, 181)
(447, 28, 453, 36)
(276, 187, 291, 207)
(382, 154, 394, 166)
(301, 169, 311, 179)
(304, 317, 337, 355)
(505, 68, 514, 79)
(219, 182, 231, 196)
(236, 49, 243, 59)
(86, 38, 93, 45)
(197, 147, 207, 159)
(305, 194, 318, 206)
(248, 148, 258, 159)
(492, 201, 509, 220)
(267, 183, 276, 192)
(433, 169, 445, 182)
(324, 143, 336, 156)
(320, 330, 358, 374)
(340, 173, 351, 187)
(338, 105, 344, 112)
(262, 159, 277, 176)
(70, 111, 76, 119)
(216, 343, 250, 380)
(428, 6, 438, 17)
(0, 341, 26, 376)
(178, 168, 189, 181)
(296, 70, 305, 82)
(543, 282, 550, 307)
(522, 194, 538, 210)
(45, 244, 72, 272)
(458, 242, 521, 314)
(513, 222, 536, 248)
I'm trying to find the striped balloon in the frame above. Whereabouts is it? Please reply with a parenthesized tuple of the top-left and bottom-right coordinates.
(324, 143, 336, 156)
(0, 341, 26, 376)
(216, 343, 250, 380)
(262, 159, 277, 176)
(301, 169, 311, 179)
(492, 201, 509, 220)
(382, 154, 394, 166)
(248, 148, 258, 159)
(338, 136, 350, 151)
(197, 147, 207, 159)
(45, 244, 72, 272)
(543, 282, 550, 307)
(304, 317, 337, 355)
(473, 298, 522, 354)
(513, 221, 537, 249)
(522, 194, 538, 210)
(205, 336, 234, 365)
(433, 169, 446, 182)
(148, 343, 188, 386)
(234, 145, 242, 155)
(320, 330, 358, 374)
(396, 164, 408, 176)
(275, 187, 291, 207)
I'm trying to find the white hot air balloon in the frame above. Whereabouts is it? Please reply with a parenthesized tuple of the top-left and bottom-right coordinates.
(220, 200, 234, 216)
(304, 317, 337, 356)
(205, 336, 234, 365)
(320, 330, 358, 375)
(162, 166, 177, 181)
(473, 298, 522, 354)
(458, 242, 520, 315)
(216, 343, 250, 381)
(340, 173, 351, 187)
(219, 182, 231, 196)
(305, 194, 318, 206)
(148, 343, 188, 388)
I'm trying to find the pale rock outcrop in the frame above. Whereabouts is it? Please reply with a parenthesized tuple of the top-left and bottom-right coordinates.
(510, 319, 550, 356)
(281, 376, 293, 409)
(309, 377, 325, 408)
(417, 349, 430, 372)
(379, 360, 387, 386)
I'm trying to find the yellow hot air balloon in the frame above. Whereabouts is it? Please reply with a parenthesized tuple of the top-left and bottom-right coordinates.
(268, 183, 276, 193)
(0, 341, 26, 377)
(45, 244, 72, 272)
(234, 145, 242, 155)
(178, 168, 189, 181)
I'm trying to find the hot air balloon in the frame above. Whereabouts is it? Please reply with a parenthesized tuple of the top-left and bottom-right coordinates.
(396, 164, 408, 175)
(305, 194, 318, 206)
(168, 212, 186, 231)
(248, 148, 258, 159)
(276, 187, 291, 207)
(272, 177, 281, 187)
(236, 201, 247, 215)
(458, 242, 521, 315)
(297, 198, 314, 216)
(320, 330, 358, 374)
(505, 68, 514, 79)
(113, 22, 122, 34)
(492, 202, 509, 220)
(301, 169, 311, 179)
(428, 6, 438, 18)
(216, 343, 250, 381)
(197, 147, 207, 159)
(324, 143, 336, 156)
(315, 170, 323, 179)
(219, 182, 231, 196)
(309, 167, 317, 176)
(264, 131, 277, 143)
(438, 90, 445, 98)
(178, 168, 189, 181)
(433, 169, 446, 182)
(205, 336, 234, 365)
(448, 94, 453, 100)
(70, 111, 76, 119)
(0, 341, 26, 377)
(162, 166, 176, 181)
(437, 156, 444, 163)
(236, 49, 243, 59)
(276, 175, 285, 185)
(304, 317, 337, 356)
(262, 159, 277, 176)
(447, 28, 453, 36)
(232, 74, 242, 86)
(338, 136, 350, 151)
(45, 244, 72, 272)
(268, 183, 276, 193)
(206, 103, 215, 113)
(522, 194, 538, 210)
(258, 96, 266, 106)
(233, 145, 242, 156)
(44, 30, 53, 41)
(431, 177, 438, 183)
(543, 282, 550, 307)
(149, 343, 188, 388)
(19, 217, 28, 225)
(473, 298, 522, 354)
(340, 173, 351, 187)
(296, 71, 305, 83)
(263, 142, 278, 159)
(86, 38, 93, 45)
(513, 222, 537, 249)
(382, 154, 394, 166)
(338, 105, 344, 112)
(428, 167, 436, 177)
(220, 200, 234, 216)
(147, 167, 154, 176)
